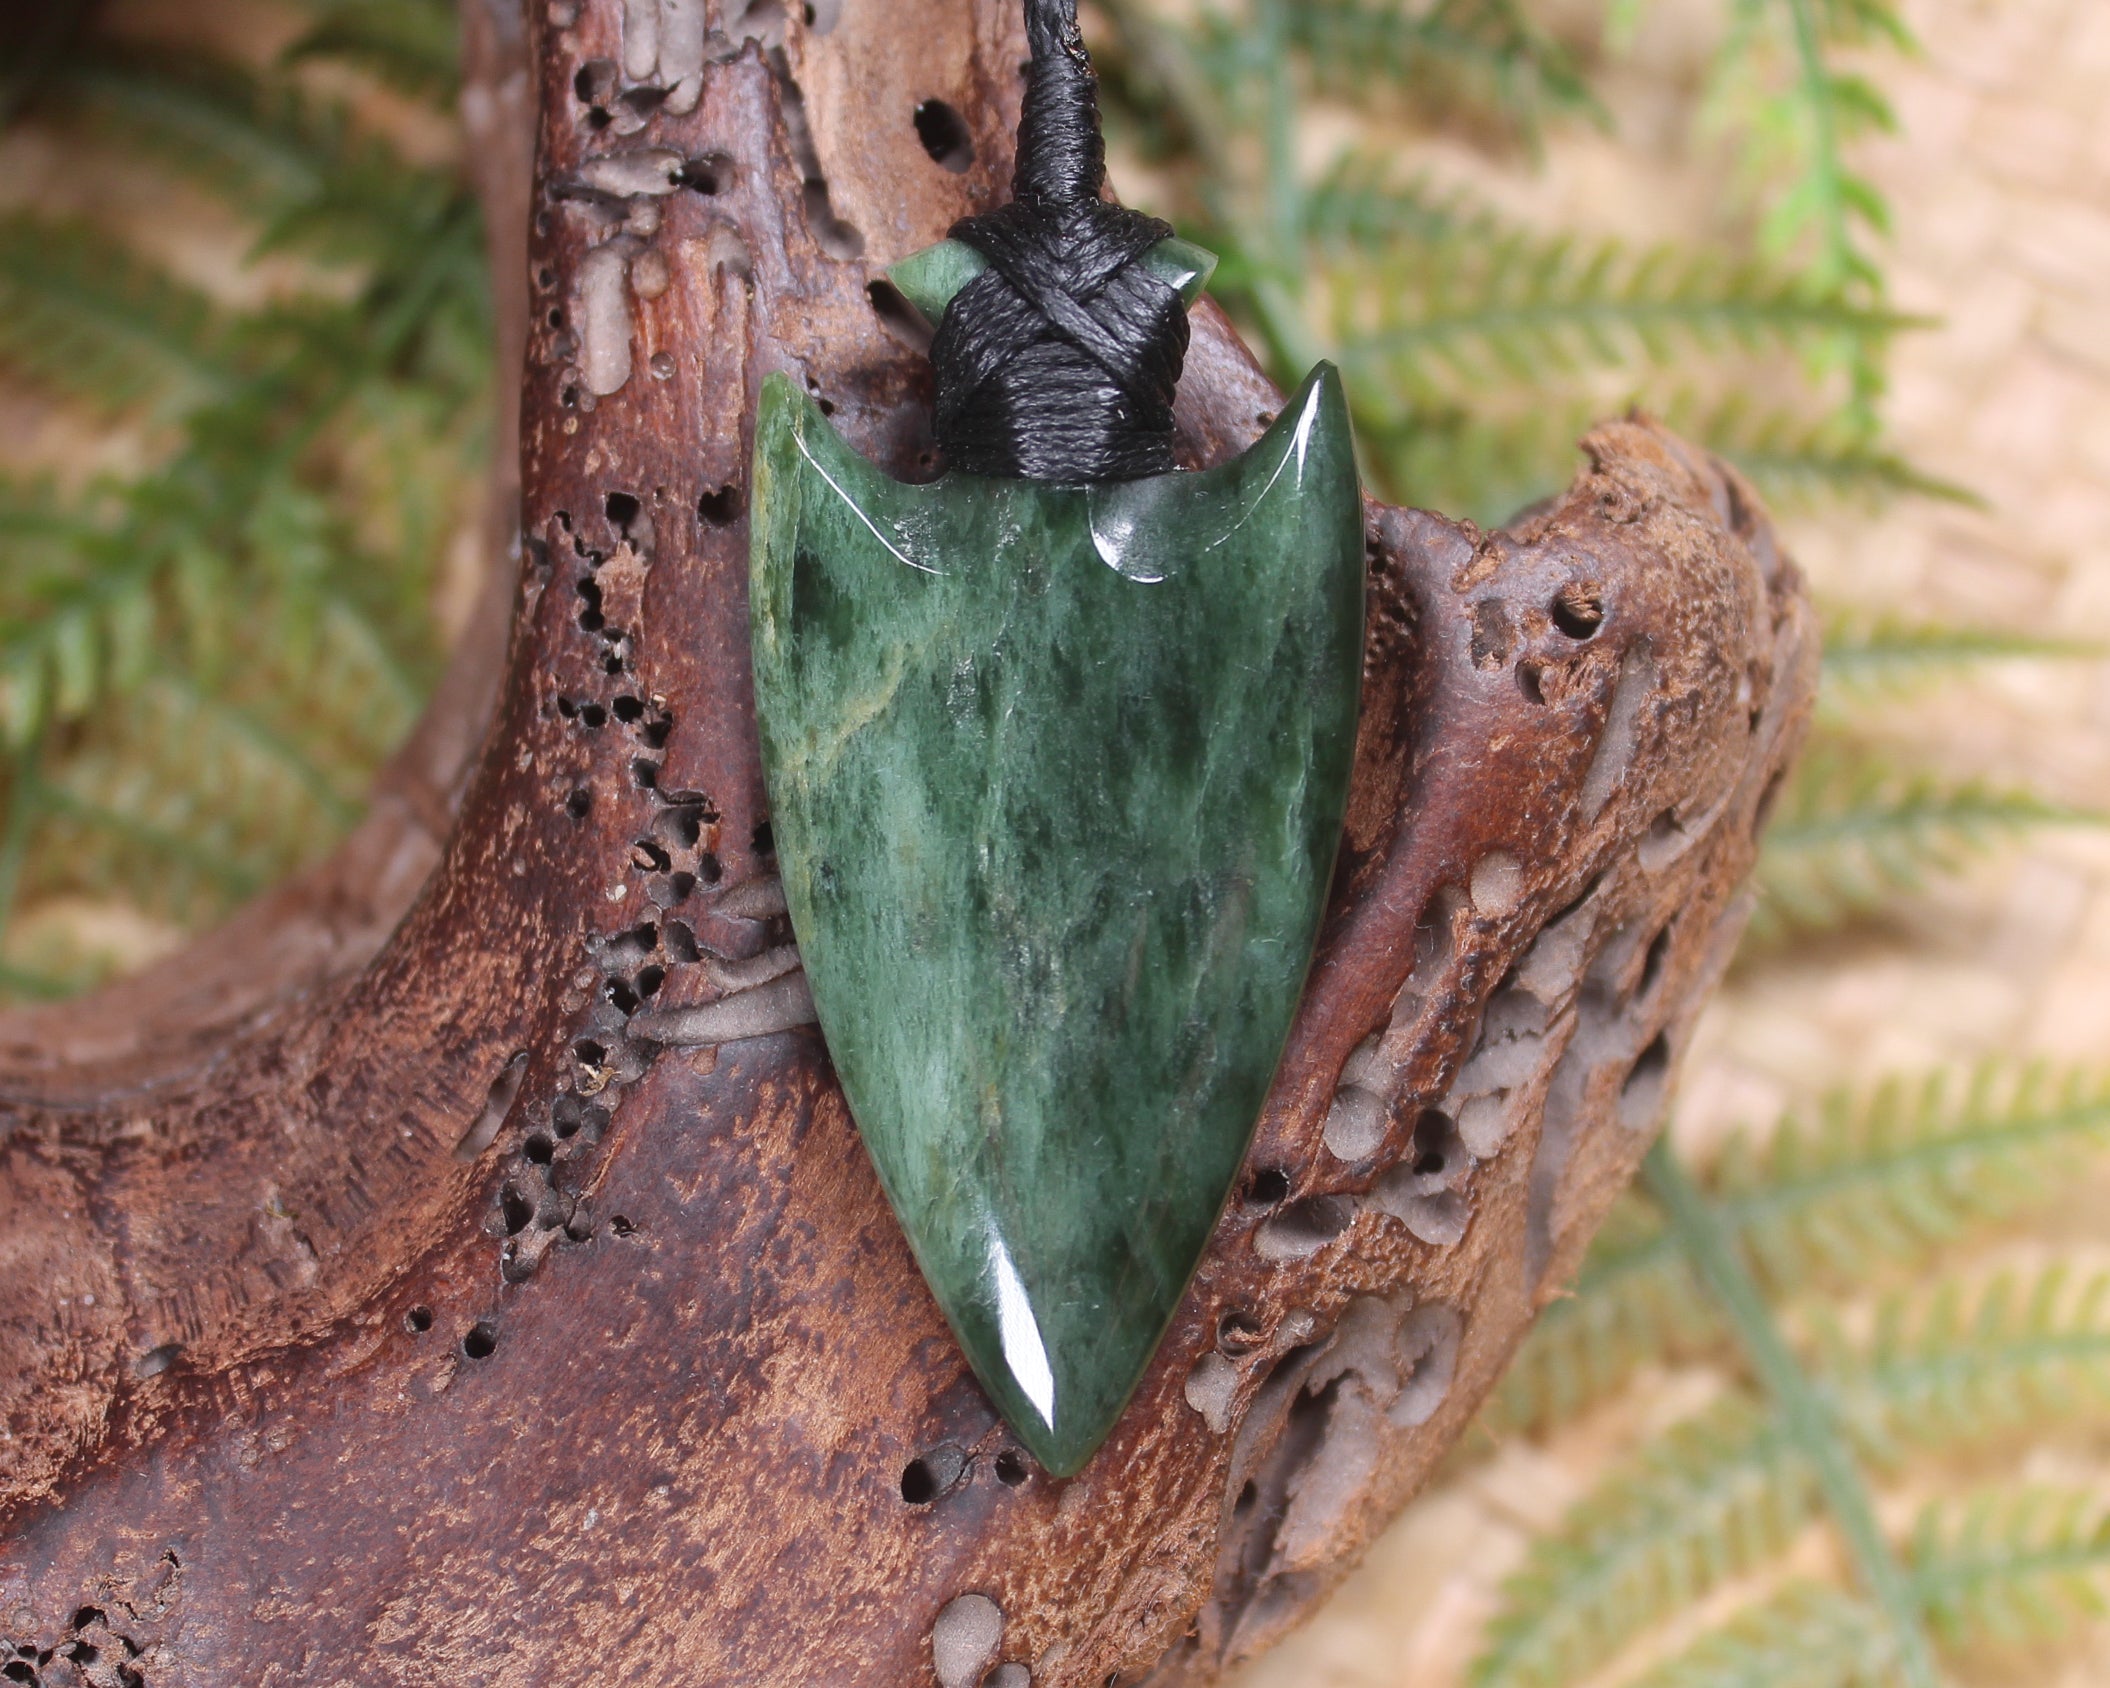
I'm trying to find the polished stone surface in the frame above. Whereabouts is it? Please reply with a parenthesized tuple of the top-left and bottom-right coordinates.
(749, 365, 1363, 1474)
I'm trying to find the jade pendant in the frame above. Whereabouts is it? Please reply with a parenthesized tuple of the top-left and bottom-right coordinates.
(749, 363, 1364, 1476)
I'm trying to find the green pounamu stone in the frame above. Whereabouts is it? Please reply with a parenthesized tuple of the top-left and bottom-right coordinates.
(748, 365, 1363, 1475)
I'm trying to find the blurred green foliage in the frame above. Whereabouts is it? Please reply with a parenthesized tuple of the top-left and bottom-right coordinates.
(1, 6, 2105, 1673)
(1098, 0, 1922, 524)
(0, 0, 484, 993)
(1479, 1071, 2110, 1688)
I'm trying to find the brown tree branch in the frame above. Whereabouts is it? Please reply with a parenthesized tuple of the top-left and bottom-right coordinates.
(0, 4, 1814, 1684)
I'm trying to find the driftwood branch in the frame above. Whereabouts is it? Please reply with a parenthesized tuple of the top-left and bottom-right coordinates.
(0, 3, 1814, 1684)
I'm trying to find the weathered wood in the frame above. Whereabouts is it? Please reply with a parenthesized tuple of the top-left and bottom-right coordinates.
(0, 3, 1815, 1684)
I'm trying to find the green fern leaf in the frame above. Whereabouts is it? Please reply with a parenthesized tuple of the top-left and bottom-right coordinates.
(1301, 154, 1483, 253)
(24, 658, 382, 926)
(1814, 0, 1915, 49)
(1679, 399, 1976, 508)
(1830, 1268, 2110, 1462)
(1720, 1066, 2110, 1295)
(0, 215, 234, 419)
(1752, 745, 2097, 937)
(1355, 399, 1600, 525)
(1703, 0, 1913, 303)
(0, 11, 486, 978)
(1344, 238, 1920, 410)
(31, 778, 268, 922)
(48, 48, 464, 279)
(1360, 388, 1963, 526)
(1495, 1067, 2110, 1438)
(1617, 1583, 1897, 1688)
(1284, 0, 1605, 140)
(1473, 1397, 1818, 1688)
(52, 49, 342, 208)
(1478, 1265, 2110, 1688)
(1819, 614, 2097, 713)
(284, 0, 461, 102)
(252, 152, 467, 272)
(0, 494, 170, 750)
(1909, 1486, 2110, 1649)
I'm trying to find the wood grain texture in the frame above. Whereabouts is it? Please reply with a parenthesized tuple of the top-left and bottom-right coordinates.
(0, 3, 1815, 1684)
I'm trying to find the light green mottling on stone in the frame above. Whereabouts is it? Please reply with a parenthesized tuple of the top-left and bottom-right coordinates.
(886, 234, 1219, 325)
(748, 365, 1363, 1475)
(1142, 235, 1218, 306)
(886, 239, 990, 324)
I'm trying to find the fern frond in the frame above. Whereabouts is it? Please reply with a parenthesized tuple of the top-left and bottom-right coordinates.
(1362, 386, 1958, 526)
(1708, 0, 1912, 297)
(0, 565, 430, 921)
(0, 12, 484, 957)
(1718, 1065, 2110, 1297)
(284, 593, 427, 764)
(0, 491, 166, 749)
(1102, 0, 1932, 525)
(0, 215, 234, 419)
(1285, 0, 1604, 140)
(53, 49, 342, 208)
(32, 779, 269, 922)
(251, 148, 469, 273)
(1300, 154, 1485, 254)
(1909, 1485, 2110, 1649)
(1473, 1396, 1818, 1688)
(1342, 237, 1919, 408)
(1752, 745, 2096, 937)
(49, 49, 462, 278)
(1829, 1268, 2110, 1462)
(1820, 615, 2098, 711)
(1617, 1583, 1897, 1688)
(1498, 1067, 2110, 1438)
(284, 0, 461, 103)
(1479, 1263, 2110, 1688)
(1682, 399, 1976, 508)
(26, 665, 368, 924)
(1363, 392, 1965, 523)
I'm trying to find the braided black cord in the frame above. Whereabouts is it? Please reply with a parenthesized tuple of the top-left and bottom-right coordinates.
(931, 0, 1190, 482)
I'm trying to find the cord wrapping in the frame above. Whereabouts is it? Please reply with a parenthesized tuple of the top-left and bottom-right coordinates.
(931, 0, 1190, 482)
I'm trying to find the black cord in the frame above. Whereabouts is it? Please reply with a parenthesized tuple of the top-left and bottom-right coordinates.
(930, 0, 1189, 483)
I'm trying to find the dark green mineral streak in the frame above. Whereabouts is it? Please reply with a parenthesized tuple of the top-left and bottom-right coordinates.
(748, 365, 1364, 1475)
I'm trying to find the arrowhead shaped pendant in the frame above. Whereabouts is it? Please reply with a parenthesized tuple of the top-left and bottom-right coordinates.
(749, 364, 1364, 1475)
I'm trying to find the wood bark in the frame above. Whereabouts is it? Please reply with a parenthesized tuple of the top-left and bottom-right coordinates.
(0, 3, 1816, 1684)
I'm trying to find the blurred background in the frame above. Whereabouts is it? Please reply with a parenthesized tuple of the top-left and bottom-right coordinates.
(3, 0, 2108, 1683)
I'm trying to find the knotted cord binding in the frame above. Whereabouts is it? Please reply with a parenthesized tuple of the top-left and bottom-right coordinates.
(931, 0, 1190, 482)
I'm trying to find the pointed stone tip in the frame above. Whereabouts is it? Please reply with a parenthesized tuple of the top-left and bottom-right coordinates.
(1143, 235, 1218, 307)
(992, 1390, 1101, 1480)
(752, 363, 1365, 1489)
(970, 1380, 1110, 1480)
(1301, 359, 1346, 403)
(1282, 361, 1358, 463)
(1031, 1427, 1101, 1481)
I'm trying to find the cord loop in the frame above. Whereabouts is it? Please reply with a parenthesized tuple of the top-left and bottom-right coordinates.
(931, 0, 1190, 482)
